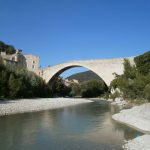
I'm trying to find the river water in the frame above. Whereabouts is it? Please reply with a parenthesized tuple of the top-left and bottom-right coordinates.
(0, 100, 142, 150)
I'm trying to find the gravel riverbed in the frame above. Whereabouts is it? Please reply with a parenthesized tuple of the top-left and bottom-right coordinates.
(0, 98, 93, 116)
(112, 103, 150, 150)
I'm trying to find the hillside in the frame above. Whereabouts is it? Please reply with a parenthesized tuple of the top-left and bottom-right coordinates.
(66, 71, 102, 83)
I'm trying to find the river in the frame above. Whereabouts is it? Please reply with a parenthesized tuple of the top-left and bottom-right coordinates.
(0, 100, 142, 150)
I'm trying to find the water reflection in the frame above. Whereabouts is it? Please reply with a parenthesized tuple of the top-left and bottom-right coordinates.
(0, 101, 142, 150)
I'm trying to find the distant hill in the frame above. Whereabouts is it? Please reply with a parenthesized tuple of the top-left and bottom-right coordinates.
(66, 71, 102, 83)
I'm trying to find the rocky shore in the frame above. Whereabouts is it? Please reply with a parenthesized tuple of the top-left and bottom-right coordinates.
(0, 98, 92, 116)
(111, 100, 150, 150)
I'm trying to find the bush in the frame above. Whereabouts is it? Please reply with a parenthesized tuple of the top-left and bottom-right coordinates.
(144, 83, 150, 101)
(50, 77, 71, 97)
(0, 64, 52, 99)
(134, 51, 150, 75)
(109, 91, 121, 100)
(70, 83, 81, 97)
(80, 79, 108, 98)
(0, 41, 16, 54)
(110, 51, 150, 102)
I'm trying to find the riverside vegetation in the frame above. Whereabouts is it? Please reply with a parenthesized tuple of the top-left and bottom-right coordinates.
(110, 51, 150, 102)
(0, 58, 51, 99)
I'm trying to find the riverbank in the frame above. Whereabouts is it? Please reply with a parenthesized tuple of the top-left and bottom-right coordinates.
(112, 103, 150, 133)
(0, 98, 93, 116)
(123, 134, 150, 150)
(112, 103, 150, 150)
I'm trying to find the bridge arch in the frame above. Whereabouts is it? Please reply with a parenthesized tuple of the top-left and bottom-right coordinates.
(46, 64, 108, 86)
(42, 58, 134, 86)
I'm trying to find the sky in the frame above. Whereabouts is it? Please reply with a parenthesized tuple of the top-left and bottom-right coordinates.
(0, 0, 150, 77)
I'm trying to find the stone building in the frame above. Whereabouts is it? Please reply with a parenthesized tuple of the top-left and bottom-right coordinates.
(63, 79, 79, 86)
(0, 50, 26, 68)
(24, 54, 44, 77)
(24, 54, 40, 75)
(0, 50, 43, 77)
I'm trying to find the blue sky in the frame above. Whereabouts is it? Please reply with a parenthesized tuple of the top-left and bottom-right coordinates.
(0, 0, 150, 77)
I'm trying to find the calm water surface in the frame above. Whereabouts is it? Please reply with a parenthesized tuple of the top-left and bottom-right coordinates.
(0, 100, 142, 150)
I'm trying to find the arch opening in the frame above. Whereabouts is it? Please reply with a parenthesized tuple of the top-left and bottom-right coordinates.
(47, 65, 109, 98)
(49, 65, 81, 85)
(48, 65, 108, 87)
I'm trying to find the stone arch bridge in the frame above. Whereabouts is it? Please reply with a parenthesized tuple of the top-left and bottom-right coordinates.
(42, 57, 134, 86)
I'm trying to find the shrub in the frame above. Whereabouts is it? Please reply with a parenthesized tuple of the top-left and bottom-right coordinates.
(110, 51, 150, 102)
(144, 83, 150, 101)
(81, 79, 108, 98)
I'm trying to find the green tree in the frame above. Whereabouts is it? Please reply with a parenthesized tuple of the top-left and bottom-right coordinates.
(70, 83, 81, 97)
(8, 74, 21, 98)
(81, 79, 108, 98)
(123, 59, 136, 79)
(110, 52, 150, 101)
(0, 56, 3, 64)
(0, 41, 16, 54)
(5, 45, 16, 54)
(134, 51, 150, 75)
(144, 83, 150, 101)
(0, 70, 9, 98)
(50, 77, 71, 97)
(0, 41, 5, 52)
